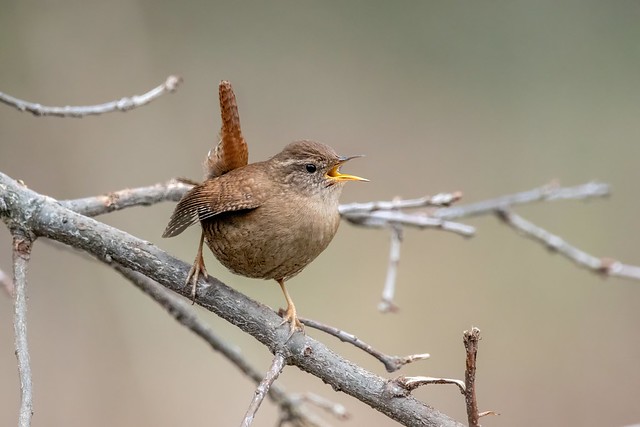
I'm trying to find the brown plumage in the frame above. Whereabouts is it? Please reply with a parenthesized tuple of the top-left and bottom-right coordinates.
(163, 83, 367, 336)
(205, 80, 248, 178)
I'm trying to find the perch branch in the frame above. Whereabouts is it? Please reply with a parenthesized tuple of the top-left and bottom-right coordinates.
(0, 171, 463, 427)
(300, 317, 429, 373)
(11, 231, 34, 427)
(241, 353, 287, 427)
(114, 265, 324, 426)
(0, 75, 182, 117)
(496, 209, 640, 280)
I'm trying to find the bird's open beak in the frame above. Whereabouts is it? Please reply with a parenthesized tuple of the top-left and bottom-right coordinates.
(326, 155, 369, 182)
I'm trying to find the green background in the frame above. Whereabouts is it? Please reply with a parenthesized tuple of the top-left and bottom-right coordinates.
(1, 2, 639, 426)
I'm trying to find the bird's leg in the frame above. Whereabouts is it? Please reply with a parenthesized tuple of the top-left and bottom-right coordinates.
(277, 278, 304, 338)
(186, 231, 208, 303)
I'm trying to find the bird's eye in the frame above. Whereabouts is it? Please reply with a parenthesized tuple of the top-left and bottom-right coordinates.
(305, 164, 317, 173)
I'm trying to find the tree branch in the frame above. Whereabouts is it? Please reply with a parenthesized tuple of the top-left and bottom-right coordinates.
(339, 192, 462, 213)
(496, 209, 640, 280)
(342, 210, 475, 237)
(300, 317, 429, 373)
(463, 327, 481, 427)
(379, 224, 403, 313)
(434, 181, 609, 220)
(394, 376, 466, 394)
(61, 179, 191, 217)
(241, 353, 287, 427)
(0, 75, 182, 117)
(0, 171, 463, 427)
(11, 230, 34, 427)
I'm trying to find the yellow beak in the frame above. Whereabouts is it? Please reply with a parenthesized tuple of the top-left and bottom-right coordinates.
(326, 155, 369, 182)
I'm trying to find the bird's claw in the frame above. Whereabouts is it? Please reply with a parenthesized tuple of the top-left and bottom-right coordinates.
(186, 260, 208, 304)
(278, 307, 304, 340)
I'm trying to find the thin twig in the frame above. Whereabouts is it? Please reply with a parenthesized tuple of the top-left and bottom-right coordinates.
(434, 181, 610, 220)
(241, 353, 287, 427)
(113, 266, 321, 426)
(61, 179, 192, 217)
(379, 224, 403, 313)
(394, 376, 466, 394)
(339, 192, 463, 214)
(0, 75, 182, 117)
(0, 267, 15, 297)
(463, 327, 481, 427)
(300, 317, 429, 373)
(342, 210, 475, 237)
(12, 232, 34, 427)
(496, 209, 640, 280)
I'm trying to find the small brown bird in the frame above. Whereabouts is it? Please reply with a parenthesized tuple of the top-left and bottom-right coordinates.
(163, 81, 367, 335)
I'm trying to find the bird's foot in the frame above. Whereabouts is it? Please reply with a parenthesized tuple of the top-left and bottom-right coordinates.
(186, 258, 208, 304)
(278, 306, 304, 340)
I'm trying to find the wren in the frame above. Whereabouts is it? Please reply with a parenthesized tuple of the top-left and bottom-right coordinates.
(163, 81, 367, 335)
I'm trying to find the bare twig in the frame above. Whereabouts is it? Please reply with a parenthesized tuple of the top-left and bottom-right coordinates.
(241, 353, 287, 427)
(394, 376, 466, 394)
(342, 210, 475, 237)
(12, 232, 34, 427)
(463, 327, 481, 427)
(339, 192, 463, 214)
(434, 181, 609, 220)
(300, 317, 429, 373)
(0, 267, 15, 297)
(379, 224, 403, 313)
(496, 209, 640, 280)
(61, 179, 192, 217)
(0, 75, 182, 117)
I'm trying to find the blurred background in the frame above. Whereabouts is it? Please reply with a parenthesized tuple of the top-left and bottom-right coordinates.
(1, 1, 639, 426)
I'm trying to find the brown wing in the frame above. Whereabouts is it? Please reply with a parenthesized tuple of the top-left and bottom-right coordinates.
(205, 81, 249, 178)
(162, 171, 265, 238)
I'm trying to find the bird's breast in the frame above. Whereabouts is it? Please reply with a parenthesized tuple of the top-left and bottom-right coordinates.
(202, 195, 340, 281)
